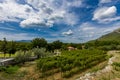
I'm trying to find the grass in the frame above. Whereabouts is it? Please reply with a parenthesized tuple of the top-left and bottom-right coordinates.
(94, 50, 120, 80)
(0, 53, 15, 58)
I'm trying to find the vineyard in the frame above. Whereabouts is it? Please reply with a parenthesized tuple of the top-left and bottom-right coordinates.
(37, 49, 107, 78)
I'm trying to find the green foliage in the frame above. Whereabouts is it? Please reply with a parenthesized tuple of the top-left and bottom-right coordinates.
(0, 66, 19, 74)
(15, 50, 32, 64)
(113, 62, 120, 71)
(51, 40, 63, 50)
(0, 38, 8, 57)
(5, 66, 19, 74)
(31, 38, 47, 48)
(37, 49, 107, 78)
(99, 30, 120, 41)
(7, 41, 17, 57)
(32, 48, 46, 58)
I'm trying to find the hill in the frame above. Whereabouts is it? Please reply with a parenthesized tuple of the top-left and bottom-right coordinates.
(98, 28, 120, 41)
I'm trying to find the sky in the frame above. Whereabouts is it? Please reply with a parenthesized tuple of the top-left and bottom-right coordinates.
(0, 0, 120, 43)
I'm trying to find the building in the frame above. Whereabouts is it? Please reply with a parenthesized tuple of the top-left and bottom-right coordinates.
(67, 46, 77, 51)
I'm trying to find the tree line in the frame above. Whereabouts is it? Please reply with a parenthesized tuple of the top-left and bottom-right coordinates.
(0, 38, 83, 58)
(1, 37, 119, 58)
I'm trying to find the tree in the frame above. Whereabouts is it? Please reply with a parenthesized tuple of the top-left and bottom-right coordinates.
(15, 50, 32, 64)
(19, 44, 28, 53)
(8, 41, 16, 57)
(52, 40, 63, 50)
(31, 38, 47, 48)
(0, 38, 8, 58)
(46, 43, 54, 52)
(32, 48, 46, 58)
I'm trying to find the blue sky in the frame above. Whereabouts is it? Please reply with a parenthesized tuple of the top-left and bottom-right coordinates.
(0, 0, 120, 43)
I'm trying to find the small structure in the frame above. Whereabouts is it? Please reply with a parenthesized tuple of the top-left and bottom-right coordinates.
(67, 46, 77, 51)
(0, 58, 14, 66)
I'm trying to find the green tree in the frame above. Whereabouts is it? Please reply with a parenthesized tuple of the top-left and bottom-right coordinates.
(52, 40, 63, 50)
(32, 48, 46, 58)
(8, 41, 16, 57)
(31, 38, 47, 48)
(15, 50, 32, 64)
(18, 43, 29, 53)
(0, 38, 8, 58)
(46, 43, 54, 52)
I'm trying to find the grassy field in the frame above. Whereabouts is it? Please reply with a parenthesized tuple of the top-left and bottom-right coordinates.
(0, 53, 15, 58)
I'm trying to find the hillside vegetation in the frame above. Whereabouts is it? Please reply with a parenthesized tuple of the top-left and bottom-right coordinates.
(99, 29, 120, 41)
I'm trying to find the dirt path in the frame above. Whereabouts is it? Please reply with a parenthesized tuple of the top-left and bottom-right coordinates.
(76, 50, 119, 80)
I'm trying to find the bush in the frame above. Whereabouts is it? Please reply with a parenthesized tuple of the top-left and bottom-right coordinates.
(15, 50, 32, 64)
(0, 66, 6, 71)
(32, 48, 46, 58)
(62, 71, 71, 78)
(5, 66, 19, 74)
(0, 66, 19, 74)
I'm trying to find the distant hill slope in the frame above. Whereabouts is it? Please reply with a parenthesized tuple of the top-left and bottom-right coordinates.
(98, 29, 120, 41)
(16, 40, 31, 42)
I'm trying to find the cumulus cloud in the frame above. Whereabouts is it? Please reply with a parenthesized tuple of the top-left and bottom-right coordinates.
(0, 0, 83, 27)
(92, 6, 120, 23)
(0, 0, 34, 22)
(92, 6, 116, 20)
(62, 30, 73, 36)
(99, 0, 112, 3)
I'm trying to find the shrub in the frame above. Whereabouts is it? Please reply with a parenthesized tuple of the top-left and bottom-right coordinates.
(5, 66, 19, 74)
(15, 50, 32, 64)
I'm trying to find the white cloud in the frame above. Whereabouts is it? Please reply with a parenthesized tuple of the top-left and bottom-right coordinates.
(0, 0, 34, 22)
(79, 23, 96, 31)
(68, 22, 120, 42)
(0, 0, 83, 27)
(0, 32, 34, 40)
(92, 6, 120, 23)
(92, 6, 116, 20)
(63, 13, 79, 26)
(20, 17, 47, 27)
(99, 0, 112, 3)
(62, 30, 73, 36)
(63, 0, 82, 8)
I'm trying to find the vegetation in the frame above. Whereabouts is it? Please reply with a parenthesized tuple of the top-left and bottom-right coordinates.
(37, 49, 107, 78)
(0, 38, 8, 58)
(15, 50, 32, 64)
(32, 48, 46, 58)
(0, 29, 120, 79)
(0, 66, 19, 74)
(31, 38, 47, 48)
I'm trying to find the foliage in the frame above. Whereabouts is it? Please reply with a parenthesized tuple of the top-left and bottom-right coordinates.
(5, 66, 19, 74)
(7, 41, 17, 57)
(0, 66, 19, 74)
(37, 49, 107, 78)
(52, 40, 63, 50)
(32, 48, 46, 58)
(113, 62, 120, 71)
(15, 50, 32, 64)
(0, 38, 7, 57)
(31, 38, 47, 48)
